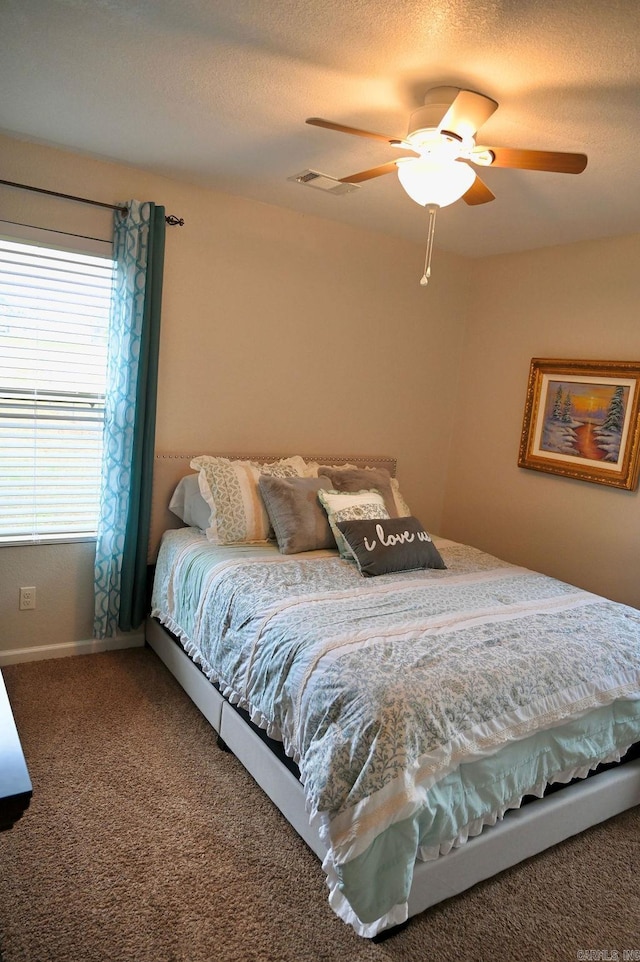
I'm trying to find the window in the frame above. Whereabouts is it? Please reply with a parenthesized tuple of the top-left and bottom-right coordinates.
(0, 237, 114, 544)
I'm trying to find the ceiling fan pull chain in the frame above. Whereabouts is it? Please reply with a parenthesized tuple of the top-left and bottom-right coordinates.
(420, 204, 438, 286)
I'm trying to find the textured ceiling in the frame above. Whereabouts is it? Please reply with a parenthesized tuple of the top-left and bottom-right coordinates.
(1, 0, 639, 257)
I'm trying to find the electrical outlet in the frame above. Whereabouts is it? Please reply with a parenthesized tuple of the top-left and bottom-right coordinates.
(19, 586, 36, 610)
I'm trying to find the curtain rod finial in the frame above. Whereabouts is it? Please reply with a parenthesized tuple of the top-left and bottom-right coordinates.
(165, 214, 184, 227)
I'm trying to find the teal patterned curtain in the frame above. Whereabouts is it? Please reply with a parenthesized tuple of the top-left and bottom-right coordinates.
(93, 200, 165, 639)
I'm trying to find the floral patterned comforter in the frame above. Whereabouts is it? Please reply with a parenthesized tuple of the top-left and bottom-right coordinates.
(151, 528, 640, 935)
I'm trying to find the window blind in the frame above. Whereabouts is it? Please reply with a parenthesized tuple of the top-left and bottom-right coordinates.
(0, 238, 113, 543)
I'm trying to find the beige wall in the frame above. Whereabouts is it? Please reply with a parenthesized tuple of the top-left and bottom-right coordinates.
(0, 133, 470, 656)
(441, 234, 640, 609)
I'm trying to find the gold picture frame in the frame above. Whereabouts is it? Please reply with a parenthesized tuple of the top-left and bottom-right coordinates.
(518, 358, 640, 490)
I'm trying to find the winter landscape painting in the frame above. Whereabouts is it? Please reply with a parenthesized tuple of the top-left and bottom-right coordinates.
(540, 379, 628, 463)
(518, 359, 640, 490)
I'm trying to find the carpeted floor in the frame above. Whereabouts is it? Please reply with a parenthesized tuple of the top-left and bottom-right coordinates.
(0, 647, 638, 962)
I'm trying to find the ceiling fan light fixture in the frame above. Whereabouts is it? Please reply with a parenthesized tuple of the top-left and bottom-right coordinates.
(305, 86, 588, 289)
(396, 157, 476, 208)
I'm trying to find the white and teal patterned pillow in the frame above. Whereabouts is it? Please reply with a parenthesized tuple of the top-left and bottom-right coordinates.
(317, 488, 390, 559)
(190, 455, 308, 545)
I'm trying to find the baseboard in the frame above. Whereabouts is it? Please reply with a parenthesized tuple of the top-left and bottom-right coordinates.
(0, 633, 145, 666)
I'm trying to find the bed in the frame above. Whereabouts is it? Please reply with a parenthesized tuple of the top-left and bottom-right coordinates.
(145, 452, 640, 939)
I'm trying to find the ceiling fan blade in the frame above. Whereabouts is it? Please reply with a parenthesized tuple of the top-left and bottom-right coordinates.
(483, 147, 588, 174)
(439, 89, 498, 138)
(306, 117, 400, 145)
(338, 162, 399, 184)
(462, 175, 496, 205)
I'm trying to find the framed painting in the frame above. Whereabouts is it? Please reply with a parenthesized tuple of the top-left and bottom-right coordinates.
(518, 358, 640, 490)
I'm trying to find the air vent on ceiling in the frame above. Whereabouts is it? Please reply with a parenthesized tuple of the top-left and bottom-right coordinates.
(287, 169, 360, 195)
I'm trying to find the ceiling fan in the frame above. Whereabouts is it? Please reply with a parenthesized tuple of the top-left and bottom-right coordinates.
(306, 86, 588, 284)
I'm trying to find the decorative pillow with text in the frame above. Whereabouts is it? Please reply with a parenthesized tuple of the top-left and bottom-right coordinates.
(336, 515, 446, 577)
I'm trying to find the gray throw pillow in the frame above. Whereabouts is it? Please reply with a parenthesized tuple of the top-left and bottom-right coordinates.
(318, 466, 398, 518)
(258, 475, 335, 554)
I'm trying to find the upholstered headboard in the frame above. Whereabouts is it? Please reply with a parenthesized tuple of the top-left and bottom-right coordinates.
(148, 452, 397, 563)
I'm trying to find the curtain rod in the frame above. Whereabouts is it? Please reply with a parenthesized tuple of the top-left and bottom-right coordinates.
(0, 178, 184, 226)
